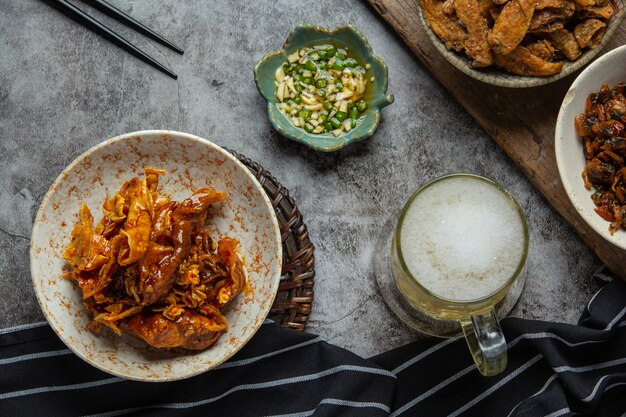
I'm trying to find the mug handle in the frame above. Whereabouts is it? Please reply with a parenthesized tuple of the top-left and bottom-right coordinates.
(460, 309, 507, 376)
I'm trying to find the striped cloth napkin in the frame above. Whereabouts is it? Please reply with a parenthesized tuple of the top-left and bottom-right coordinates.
(1, 277, 624, 417)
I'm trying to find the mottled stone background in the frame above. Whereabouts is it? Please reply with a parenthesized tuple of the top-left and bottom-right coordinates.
(0, 0, 602, 357)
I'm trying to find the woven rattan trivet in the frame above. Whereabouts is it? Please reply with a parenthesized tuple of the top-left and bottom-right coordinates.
(228, 150, 315, 331)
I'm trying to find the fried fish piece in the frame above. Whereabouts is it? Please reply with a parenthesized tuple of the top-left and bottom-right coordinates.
(547, 29, 582, 60)
(529, 13, 565, 32)
(442, 0, 456, 14)
(526, 39, 556, 61)
(576, 4, 614, 19)
(574, 18, 606, 48)
(488, 0, 536, 55)
(528, 0, 575, 32)
(532, 21, 567, 33)
(494, 45, 564, 76)
(419, 0, 468, 52)
(477, 0, 495, 16)
(535, 0, 576, 12)
(454, 0, 494, 66)
(571, 0, 596, 6)
(532, 9, 575, 31)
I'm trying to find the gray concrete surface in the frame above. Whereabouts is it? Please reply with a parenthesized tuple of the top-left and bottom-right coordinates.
(0, 0, 603, 357)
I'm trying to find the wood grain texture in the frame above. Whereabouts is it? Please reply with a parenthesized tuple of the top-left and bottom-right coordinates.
(367, 0, 626, 279)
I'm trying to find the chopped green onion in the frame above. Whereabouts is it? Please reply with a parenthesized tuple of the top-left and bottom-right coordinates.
(330, 117, 342, 129)
(323, 100, 333, 111)
(310, 51, 320, 61)
(336, 111, 347, 122)
(304, 60, 317, 71)
(336, 49, 347, 60)
(316, 79, 327, 88)
(298, 108, 312, 120)
(326, 46, 336, 57)
(331, 60, 345, 71)
(356, 99, 368, 112)
(294, 96, 302, 104)
(349, 107, 359, 119)
(344, 58, 357, 68)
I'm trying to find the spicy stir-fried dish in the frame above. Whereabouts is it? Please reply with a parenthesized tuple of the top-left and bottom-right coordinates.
(576, 82, 626, 234)
(419, 0, 618, 76)
(64, 168, 247, 350)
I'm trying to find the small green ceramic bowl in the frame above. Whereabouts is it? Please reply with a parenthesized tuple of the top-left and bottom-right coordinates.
(254, 25, 394, 152)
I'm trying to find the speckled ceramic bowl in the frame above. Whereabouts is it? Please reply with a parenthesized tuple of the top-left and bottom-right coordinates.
(254, 25, 394, 152)
(416, 0, 625, 88)
(555, 45, 626, 249)
(30, 130, 282, 382)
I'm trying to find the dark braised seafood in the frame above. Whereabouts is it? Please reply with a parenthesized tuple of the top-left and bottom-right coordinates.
(576, 82, 626, 234)
(64, 168, 247, 350)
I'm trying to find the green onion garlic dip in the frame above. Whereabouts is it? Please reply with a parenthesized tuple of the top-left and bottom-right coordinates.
(275, 45, 372, 136)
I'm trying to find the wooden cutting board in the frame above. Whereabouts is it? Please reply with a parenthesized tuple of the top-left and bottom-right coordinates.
(367, 0, 626, 280)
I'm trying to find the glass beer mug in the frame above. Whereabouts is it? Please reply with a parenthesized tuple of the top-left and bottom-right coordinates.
(375, 174, 529, 376)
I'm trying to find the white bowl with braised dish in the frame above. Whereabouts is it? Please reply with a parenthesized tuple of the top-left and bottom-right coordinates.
(556, 45, 626, 249)
(30, 130, 282, 381)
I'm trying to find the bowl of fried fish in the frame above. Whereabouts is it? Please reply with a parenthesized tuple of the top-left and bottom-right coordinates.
(416, 0, 624, 87)
(30, 130, 282, 381)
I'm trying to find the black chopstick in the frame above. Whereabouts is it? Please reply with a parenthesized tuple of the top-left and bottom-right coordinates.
(80, 0, 184, 55)
(41, 0, 177, 79)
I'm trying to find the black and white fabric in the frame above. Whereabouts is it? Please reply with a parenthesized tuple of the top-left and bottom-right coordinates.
(1, 277, 625, 417)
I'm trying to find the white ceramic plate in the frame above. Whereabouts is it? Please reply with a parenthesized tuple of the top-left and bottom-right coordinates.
(30, 130, 282, 381)
(555, 45, 626, 250)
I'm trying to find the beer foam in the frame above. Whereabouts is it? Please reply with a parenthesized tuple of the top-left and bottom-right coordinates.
(399, 177, 526, 301)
